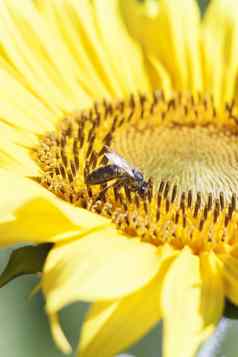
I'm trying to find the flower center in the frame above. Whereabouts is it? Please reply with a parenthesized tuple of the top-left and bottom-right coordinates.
(35, 91, 238, 253)
(113, 124, 238, 206)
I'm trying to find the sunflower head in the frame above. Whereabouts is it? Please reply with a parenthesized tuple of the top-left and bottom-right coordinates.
(1, 1, 238, 357)
(35, 90, 238, 255)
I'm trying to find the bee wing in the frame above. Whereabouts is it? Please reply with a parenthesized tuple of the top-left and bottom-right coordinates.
(105, 149, 135, 177)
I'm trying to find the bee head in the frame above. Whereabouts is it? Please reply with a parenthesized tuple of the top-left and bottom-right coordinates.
(138, 181, 150, 197)
(132, 169, 144, 181)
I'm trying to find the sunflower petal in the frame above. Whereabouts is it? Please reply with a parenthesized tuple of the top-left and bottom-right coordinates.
(0, 0, 90, 113)
(36, 0, 110, 100)
(161, 248, 222, 357)
(122, 0, 202, 92)
(0, 68, 56, 132)
(0, 170, 109, 246)
(202, 0, 238, 104)
(49, 313, 72, 354)
(11, 0, 93, 106)
(94, 0, 150, 95)
(200, 251, 224, 326)
(78, 273, 165, 357)
(0, 140, 39, 177)
(218, 248, 238, 305)
(147, 56, 172, 97)
(43, 237, 176, 314)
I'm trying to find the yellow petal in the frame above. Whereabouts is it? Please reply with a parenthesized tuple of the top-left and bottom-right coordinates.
(78, 275, 164, 357)
(0, 121, 38, 148)
(0, 169, 109, 246)
(0, 141, 39, 177)
(10, 0, 92, 106)
(66, 0, 123, 98)
(49, 313, 72, 354)
(0, 0, 90, 113)
(38, 0, 109, 100)
(147, 56, 172, 97)
(0, 121, 39, 177)
(120, 0, 160, 50)
(0, 68, 56, 132)
(42, 236, 174, 314)
(218, 249, 238, 305)
(121, 0, 202, 92)
(201, 0, 238, 104)
(161, 248, 222, 357)
(200, 251, 224, 327)
(94, 0, 150, 95)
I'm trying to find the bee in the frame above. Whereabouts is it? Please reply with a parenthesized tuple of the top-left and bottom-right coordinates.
(85, 147, 150, 197)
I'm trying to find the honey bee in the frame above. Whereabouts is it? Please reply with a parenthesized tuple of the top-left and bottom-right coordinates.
(86, 147, 150, 197)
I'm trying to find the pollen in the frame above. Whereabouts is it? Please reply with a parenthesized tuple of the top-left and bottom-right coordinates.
(35, 91, 238, 253)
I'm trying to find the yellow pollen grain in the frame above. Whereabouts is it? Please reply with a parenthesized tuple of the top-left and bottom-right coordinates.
(35, 91, 238, 253)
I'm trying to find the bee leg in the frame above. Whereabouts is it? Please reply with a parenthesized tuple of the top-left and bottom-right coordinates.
(148, 177, 154, 201)
(124, 184, 132, 203)
(96, 180, 123, 202)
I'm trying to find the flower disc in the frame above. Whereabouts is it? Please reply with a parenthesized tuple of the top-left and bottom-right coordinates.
(36, 91, 238, 253)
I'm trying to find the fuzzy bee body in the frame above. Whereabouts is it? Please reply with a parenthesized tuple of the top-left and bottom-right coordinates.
(86, 148, 150, 197)
(86, 164, 125, 185)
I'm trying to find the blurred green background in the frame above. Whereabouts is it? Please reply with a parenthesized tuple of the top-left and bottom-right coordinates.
(1, 0, 238, 356)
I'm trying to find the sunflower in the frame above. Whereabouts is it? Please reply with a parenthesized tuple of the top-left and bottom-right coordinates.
(1, 0, 238, 356)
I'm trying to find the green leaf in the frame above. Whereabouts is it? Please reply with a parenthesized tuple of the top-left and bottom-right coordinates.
(0, 243, 52, 288)
(224, 299, 238, 320)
